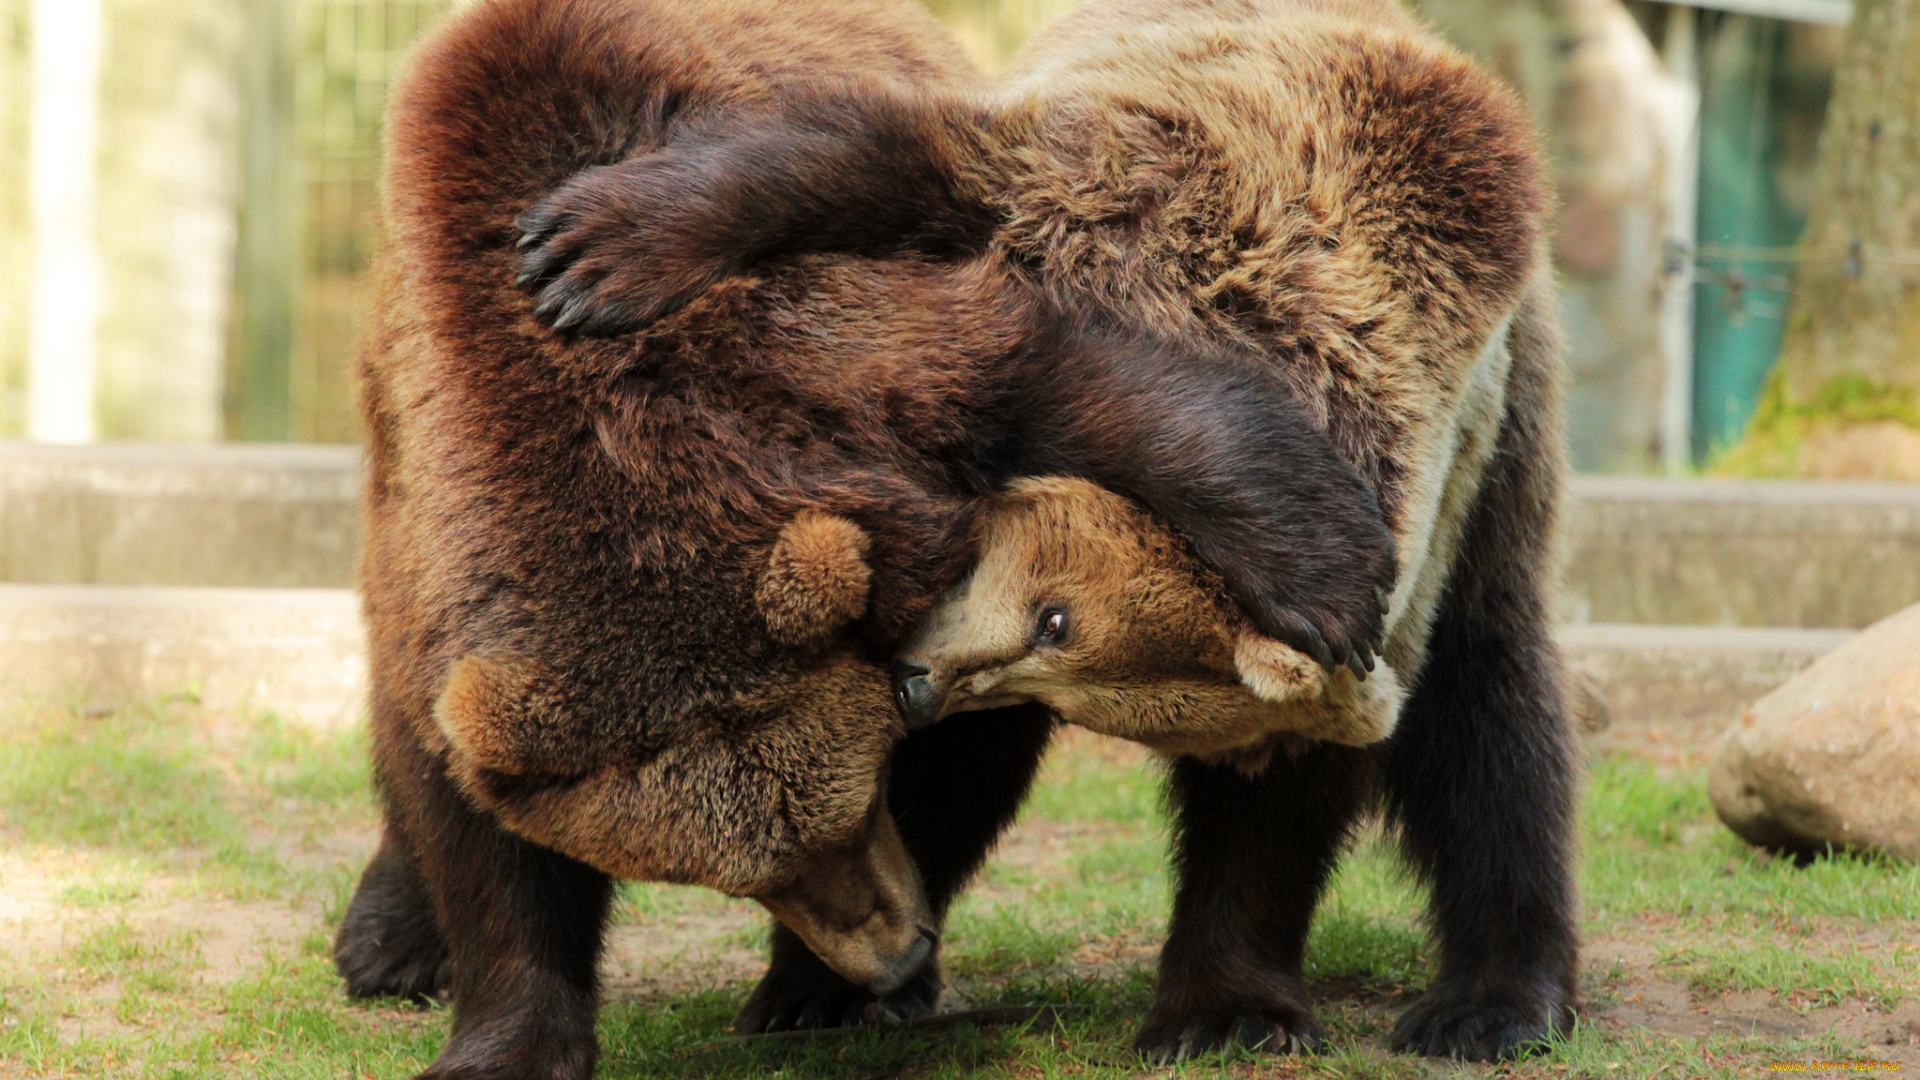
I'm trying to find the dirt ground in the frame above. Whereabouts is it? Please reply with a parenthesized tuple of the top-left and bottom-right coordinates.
(2, 722, 1916, 1075)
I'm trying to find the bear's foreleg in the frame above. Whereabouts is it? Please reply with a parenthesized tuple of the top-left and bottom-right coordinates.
(335, 829, 452, 1001)
(354, 721, 615, 1080)
(737, 703, 1054, 1032)
(991, 321, 1397, 675)
(1380, 293, 1578, 1061)
(515, 89, 995, 337)
(1137, 745, 1375, 1062)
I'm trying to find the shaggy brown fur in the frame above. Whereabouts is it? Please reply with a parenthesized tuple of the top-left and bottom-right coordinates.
(339, 0, 1405, 1076)
(519, 0, 1577, 1064)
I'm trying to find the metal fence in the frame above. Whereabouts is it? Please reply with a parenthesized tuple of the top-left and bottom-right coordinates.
(229, 0, 459, 443)
(234, 0, 1059, 443)
(0, 0, 1844, 470)
(2, 0, 1082, 445)
(294, 0, 455, 441)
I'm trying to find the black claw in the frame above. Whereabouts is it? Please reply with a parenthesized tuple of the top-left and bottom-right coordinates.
(1228, 1017, 1271, 1052)
(1299, 624, 1334, 671)
(518, 250, 558, 283)
(579, 301, 638, 338)
(551, 299, 586, 332)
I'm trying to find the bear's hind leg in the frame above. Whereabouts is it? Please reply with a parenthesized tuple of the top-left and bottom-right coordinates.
(1381, 299, 1578, 1061)
(737, 704, 1054, 1032)
(1136, 744, 1375, 1062)
(335, 828, 451, 1001)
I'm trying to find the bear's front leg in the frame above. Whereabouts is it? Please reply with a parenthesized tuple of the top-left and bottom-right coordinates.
(1137, 745, 1374, 1062)
(371, 726, 614, 1080)
(1379, 302, 1578, 1062)
(1379, 585, 1578, 1060)
(515, 92, 995, 338)
(336, 829, 452, 1001)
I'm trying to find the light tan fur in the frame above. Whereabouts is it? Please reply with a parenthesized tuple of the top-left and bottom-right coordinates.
(756, 512, 875, 648)
(902, 477, 1401, 768)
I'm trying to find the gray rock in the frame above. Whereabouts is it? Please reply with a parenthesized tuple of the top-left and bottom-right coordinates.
(1709, 602, 1920, 859)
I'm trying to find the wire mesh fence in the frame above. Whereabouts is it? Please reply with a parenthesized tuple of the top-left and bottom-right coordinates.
(239, 0, 1062, 443)
(0, 0, 461, 443)
(0, 0, 1857, 467)
(287, 0, 456, 441)
(230, 0, 463, 443)
(1, 0, 1087, 444)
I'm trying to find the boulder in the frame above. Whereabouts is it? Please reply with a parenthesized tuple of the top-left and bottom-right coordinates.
(1709, 602, 1920, 859)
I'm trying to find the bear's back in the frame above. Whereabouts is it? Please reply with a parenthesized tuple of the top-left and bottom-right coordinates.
(988, 0, 1545, 521)
(985, 0, 1555, 674)
(361, 0, 997, 750)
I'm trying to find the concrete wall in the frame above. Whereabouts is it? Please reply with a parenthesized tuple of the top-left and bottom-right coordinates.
(0, 441, 359, 587)
(0, 585, 1849, 736)
(0, 582, 363, 727)
(8, 444, 1913, 726)
(1562, 474, 1920, 628)
(5, 443, 1920, 629)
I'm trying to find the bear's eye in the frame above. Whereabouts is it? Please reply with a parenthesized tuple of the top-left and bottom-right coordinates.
(1034, 608, 1070, 646)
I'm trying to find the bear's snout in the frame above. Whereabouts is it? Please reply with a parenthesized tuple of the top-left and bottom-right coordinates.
(891, 661, 943, 730)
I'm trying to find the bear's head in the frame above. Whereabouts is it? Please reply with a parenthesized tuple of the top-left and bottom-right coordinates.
(428, 509, 934, 997)
(895, 477, 1402, 769)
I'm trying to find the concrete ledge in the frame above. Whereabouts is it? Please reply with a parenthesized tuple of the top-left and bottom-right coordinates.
(1563, 474, 1920, 628)
(0, 441, 361, 588)
(4, 446, 1919, 629)
(1557, 622, 1854, 749)
(0, 578, 1851, 743)
(0, 583, 364, 728)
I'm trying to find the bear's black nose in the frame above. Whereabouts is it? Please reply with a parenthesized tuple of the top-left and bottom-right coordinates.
(891, 662, 942, 731)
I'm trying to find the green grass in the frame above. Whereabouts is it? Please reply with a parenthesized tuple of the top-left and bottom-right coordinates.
(1581, 758, 1920, 924)
(1654, 936, 1917, 1012)
(0, 700, 238, 853)
(2, 698, 1915, 1078)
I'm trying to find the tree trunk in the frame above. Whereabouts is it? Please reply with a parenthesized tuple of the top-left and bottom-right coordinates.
(1772, 0, 1920, 404)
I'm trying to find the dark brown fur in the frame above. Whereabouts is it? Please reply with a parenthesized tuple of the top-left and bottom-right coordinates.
(340, 0, 1401, 1076)
(518, 0, 1577, 1064)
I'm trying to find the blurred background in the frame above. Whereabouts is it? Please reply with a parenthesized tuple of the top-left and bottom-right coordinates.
(0, 0, 1913, 475)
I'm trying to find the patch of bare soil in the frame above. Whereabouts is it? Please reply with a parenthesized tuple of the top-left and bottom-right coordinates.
(0, 851, 326, 1047)
(1582, 929, 1920, 1064)
(601, 912, 765, 1004)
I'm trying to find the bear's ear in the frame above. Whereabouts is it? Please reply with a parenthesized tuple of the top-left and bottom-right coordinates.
(757, 512, 873, 648)
(436, 652, 540, 776)
(436, 652, 601, 789)
(1232, 631, 1405, 747)
(1231, 632, 1324, 705)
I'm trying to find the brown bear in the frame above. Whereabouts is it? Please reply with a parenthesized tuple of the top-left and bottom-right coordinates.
(338, 0, 1397, 1076)
(520, 0, 1578, 1063)
(897, 475, 1406, 767)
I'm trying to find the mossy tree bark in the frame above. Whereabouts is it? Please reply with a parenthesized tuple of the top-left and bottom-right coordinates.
(1774, 0, 1920, 402)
